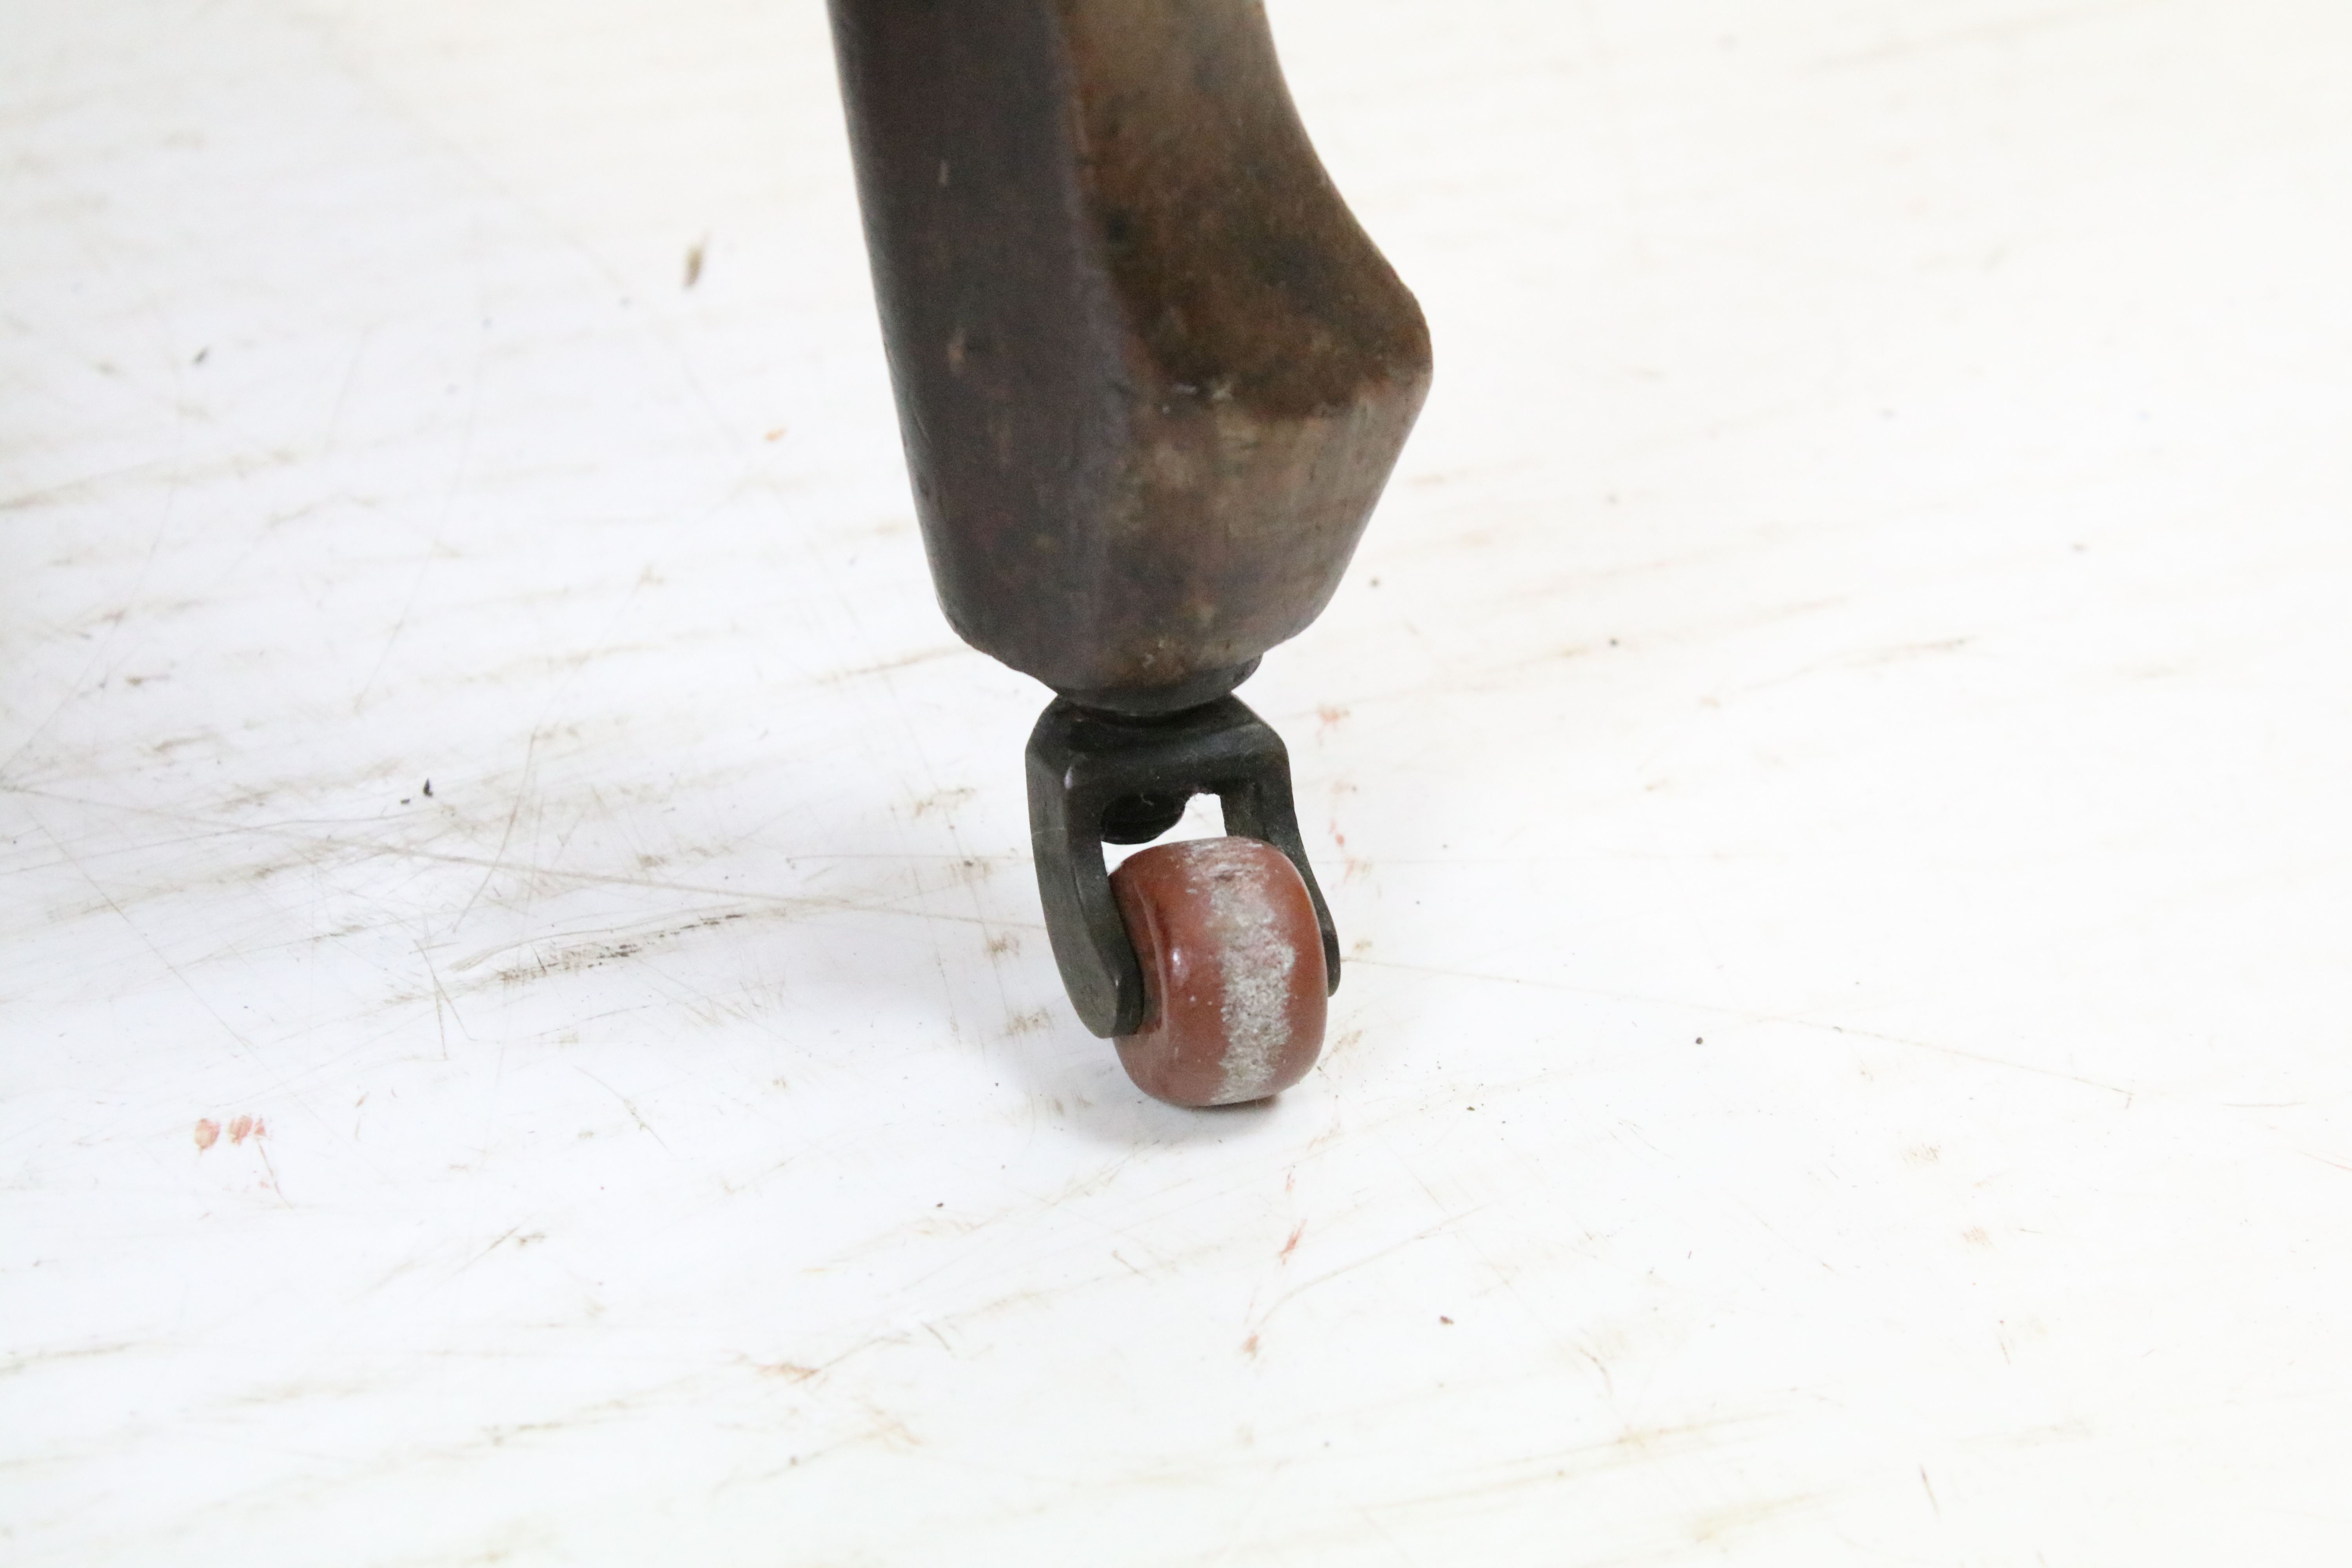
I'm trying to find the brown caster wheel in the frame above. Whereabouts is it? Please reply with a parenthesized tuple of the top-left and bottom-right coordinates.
(1108, 837, 1329, 1107)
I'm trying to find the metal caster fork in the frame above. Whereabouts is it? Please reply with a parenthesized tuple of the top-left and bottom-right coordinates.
(1027, 696, 1339, 1106)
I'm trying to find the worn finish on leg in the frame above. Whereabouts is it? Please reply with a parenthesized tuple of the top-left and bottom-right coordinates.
(828, 0, 1431, 712)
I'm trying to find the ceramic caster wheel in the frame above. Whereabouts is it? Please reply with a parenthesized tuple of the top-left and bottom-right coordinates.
(1107, 837, 1329, 1107)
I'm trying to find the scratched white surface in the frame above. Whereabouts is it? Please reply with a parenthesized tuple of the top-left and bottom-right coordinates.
(6, 0, 2352, 1561)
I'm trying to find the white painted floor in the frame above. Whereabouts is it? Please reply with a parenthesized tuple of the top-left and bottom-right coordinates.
(7, 0, 2351, 1561)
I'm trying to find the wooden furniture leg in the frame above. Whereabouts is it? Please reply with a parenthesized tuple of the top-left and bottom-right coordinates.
(828, 0, 1430, 1103)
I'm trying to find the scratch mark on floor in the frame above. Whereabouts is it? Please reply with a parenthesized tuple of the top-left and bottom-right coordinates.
(458, 1225, 524, 1273)
(1353, 955, 2136, 1098)
(452, 910, 749, 983)
(451, 724, 543, 933)
(1809, 0, 2160, 72)
(1248, 1210, 1487, 1342)
(0, 1342, 138, 1381)
(28, 815, 272, 1069)
(5, 783, 1045, 938)
(254, 1136, 294, 1208)
(353, 269, 485, 713)
(822, 645, 962, 682)
(1822, 1022, 2133, 1099)
(0, 404, 186, 780)
(418, 938, 464, 1060)
(576, 1067, 670, 1152)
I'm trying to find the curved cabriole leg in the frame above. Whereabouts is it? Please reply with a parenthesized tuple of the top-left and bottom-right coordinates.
(828, 0, 1427, 1102)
